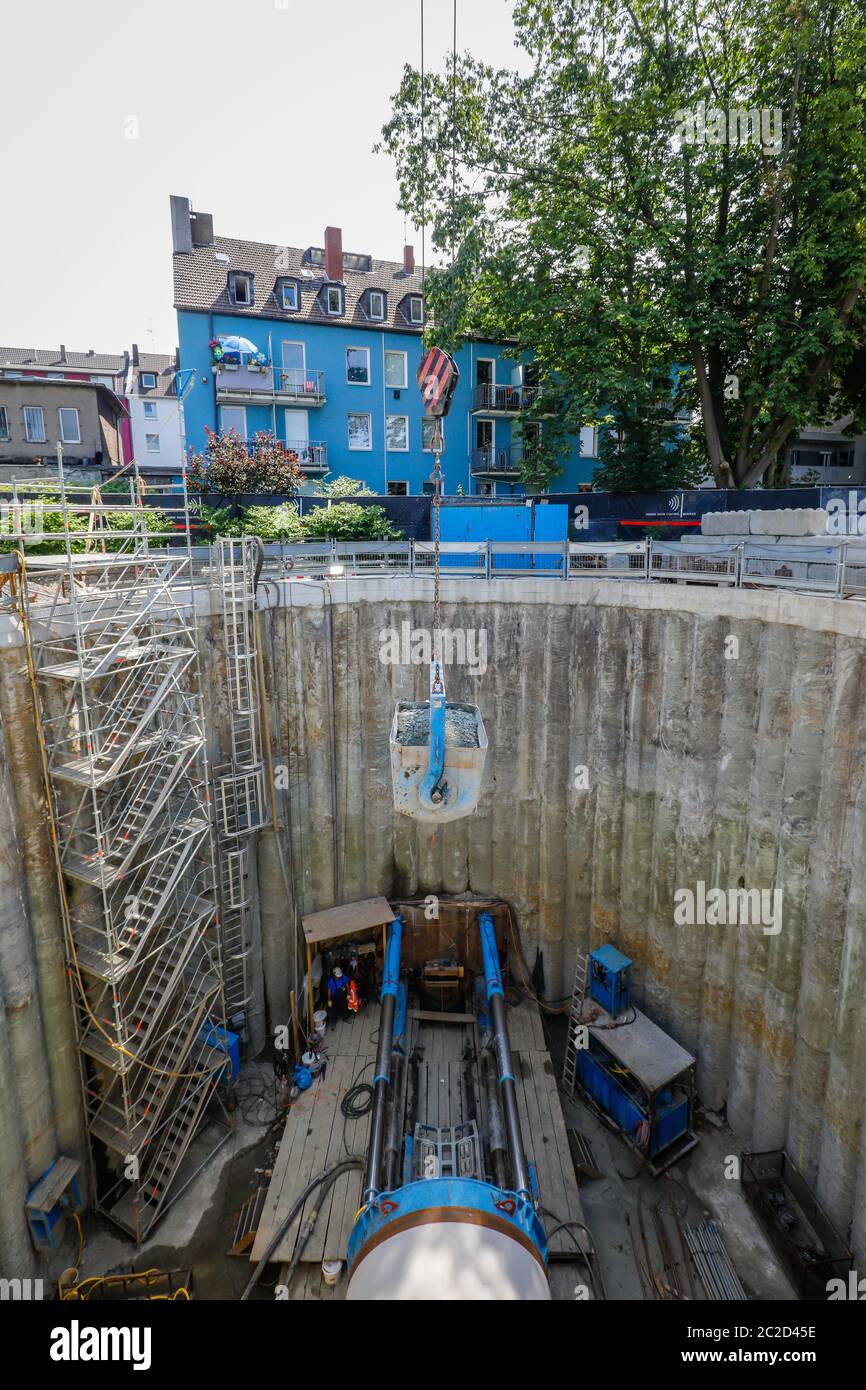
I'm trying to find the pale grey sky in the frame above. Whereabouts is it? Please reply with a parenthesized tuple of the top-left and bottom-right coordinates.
(0, 0, 525, 356)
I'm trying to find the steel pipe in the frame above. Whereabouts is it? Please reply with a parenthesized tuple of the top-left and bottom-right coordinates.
(363, 915, 403, 1202)
(478, 911, 530, 1196)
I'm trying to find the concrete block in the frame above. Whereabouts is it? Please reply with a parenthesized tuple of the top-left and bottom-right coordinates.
(724, 510, 751, 535)
(750, 507, 829, 537)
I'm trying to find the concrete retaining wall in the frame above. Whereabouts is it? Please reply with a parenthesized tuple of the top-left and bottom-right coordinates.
(258, 577, 866, 1257)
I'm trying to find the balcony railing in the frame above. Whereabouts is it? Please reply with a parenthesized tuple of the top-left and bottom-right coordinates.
(472, 383, 540, 413)
(472, 445, 542, 475)
(215, 366, 326, 405)
(286, 440, 327, 471)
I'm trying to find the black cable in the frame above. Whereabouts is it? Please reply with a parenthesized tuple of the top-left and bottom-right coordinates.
(240, 1157, 364, 1300)
(341, 1082, 374, 1120)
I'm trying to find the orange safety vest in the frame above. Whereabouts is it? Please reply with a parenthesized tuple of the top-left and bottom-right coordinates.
(347, 979, 359, 1013)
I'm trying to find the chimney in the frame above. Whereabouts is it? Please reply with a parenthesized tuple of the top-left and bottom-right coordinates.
(132, 343, 140, 367)
(59, 344, 67, 364)
(170, 194, 193, 254)
(324, 226, 343, 282)
(403, 244, 415, 275)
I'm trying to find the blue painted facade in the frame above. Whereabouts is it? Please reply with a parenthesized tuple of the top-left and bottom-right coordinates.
(176, 310, 597, 497)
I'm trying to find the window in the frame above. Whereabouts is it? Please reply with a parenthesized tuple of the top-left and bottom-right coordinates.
(579, 426, 597, 456)
(386, 415, 408, 451)
(143, 401, 158, 419)
(230, 272, 253, 306)
(348, 413, 372, 450)
(476, 358, 494, 386)
(387, 481, 408, 496)
(23, 406, 46, 442)
(368, 290, 385, 320)
(146, 433, 160, 453)
(346, 347, 370, 385)
(408, 296, 424, 324)
(0, 406, 10, 441)
(279, 279, 299, 311)
(139, 372, 157, 390)
(325, 285, 343, 316)
(220, 405, 247, 437)
(422, 417, 444, 452)
(58, 407, 80, 443)
(384, 350, 407, 389)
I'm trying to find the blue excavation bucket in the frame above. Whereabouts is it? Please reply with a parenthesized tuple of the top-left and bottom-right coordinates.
(390, 699, 487, 823)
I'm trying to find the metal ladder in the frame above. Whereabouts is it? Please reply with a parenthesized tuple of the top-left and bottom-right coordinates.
(214, 539, 270, 1035)
(562, 950, 589, 1099)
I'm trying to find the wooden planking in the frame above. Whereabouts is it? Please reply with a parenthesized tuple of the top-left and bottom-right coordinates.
(511, 1047, 583, 1258)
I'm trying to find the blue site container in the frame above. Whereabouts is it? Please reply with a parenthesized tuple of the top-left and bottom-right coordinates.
(588, 944, 633, 1016)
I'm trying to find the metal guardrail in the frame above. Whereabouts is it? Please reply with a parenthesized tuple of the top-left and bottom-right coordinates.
(254, 538, 866, 599)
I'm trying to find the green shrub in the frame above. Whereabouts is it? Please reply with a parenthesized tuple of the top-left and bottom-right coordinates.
(301, 502, 403, 541)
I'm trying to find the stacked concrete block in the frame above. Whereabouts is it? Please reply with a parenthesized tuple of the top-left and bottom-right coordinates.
(749, 508, 828, 537)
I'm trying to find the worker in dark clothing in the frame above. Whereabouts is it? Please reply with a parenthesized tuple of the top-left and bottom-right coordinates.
(327, 966, 350, 1026)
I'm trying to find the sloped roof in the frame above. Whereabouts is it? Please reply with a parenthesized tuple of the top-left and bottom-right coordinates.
(173, 235, 426, 335)
(0, 346, 126, 372)
(133, 352, 177, 398)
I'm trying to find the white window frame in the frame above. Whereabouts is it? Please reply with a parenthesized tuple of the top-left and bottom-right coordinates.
(368, 290, 385, 320)
(146, 433, 161, 453)
(408, 296, 424, 324)
(348, 412, 372, 451)
(386, 414, 409, 452)
(0, 405, 10, 441)
(281, 280, 299, 311)
(58, 407, 81, 443)
(346, 346, 371, 386)
(220, 405, 247, 438)
(142, 400, 158, 419)
(476, 356, 496, 386)
(140, 371, 157, 389)
(23, 406, 46, 443)
(384, 350, 407, 389)
(387, 481, 409, 496)
(325, 285, 343, 316)
(579, 426, 597, 456)
(422, 417, 444, 452)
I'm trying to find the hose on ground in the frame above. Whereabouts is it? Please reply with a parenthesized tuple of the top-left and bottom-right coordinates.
(541, 1205, 607, 1301)
(240, 1157, 364, 1301)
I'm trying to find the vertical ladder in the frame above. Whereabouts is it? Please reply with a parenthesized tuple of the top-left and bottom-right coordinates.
(214, 539, 270, 1036)
(562, 950, 589, 1099)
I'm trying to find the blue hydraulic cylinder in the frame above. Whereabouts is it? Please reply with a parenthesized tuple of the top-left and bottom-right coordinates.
(478, 911, 531, 1198)
(364, 914, 404, 1202)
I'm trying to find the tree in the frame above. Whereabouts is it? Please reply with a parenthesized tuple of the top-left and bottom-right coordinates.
(302, 503, 404, 540)
(379, 0, 866, 488)
(309, 475, 376, 497)
(187, 429, 304, 494)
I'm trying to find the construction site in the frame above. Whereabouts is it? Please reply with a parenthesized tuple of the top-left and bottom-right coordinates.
(1, 464, 864, 1306)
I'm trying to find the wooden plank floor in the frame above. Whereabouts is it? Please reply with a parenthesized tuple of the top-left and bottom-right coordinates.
(251, 997, 585, 1279)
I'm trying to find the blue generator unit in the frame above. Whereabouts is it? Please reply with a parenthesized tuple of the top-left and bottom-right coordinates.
(588, 944, 632, 1016)
(575, 945, 698, 1175)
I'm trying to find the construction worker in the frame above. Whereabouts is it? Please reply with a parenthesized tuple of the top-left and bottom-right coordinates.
(326, 965, 349, 1026)
(347, 975, 359, 1014)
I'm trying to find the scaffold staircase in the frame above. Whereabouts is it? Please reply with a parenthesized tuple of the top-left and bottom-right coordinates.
(19, 461, 231, 1243)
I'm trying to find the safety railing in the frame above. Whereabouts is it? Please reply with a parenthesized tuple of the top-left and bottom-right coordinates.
(255, 538, 866, 598)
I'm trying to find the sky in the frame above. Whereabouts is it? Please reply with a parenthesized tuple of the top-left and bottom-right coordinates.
(0, 0, 527, 357)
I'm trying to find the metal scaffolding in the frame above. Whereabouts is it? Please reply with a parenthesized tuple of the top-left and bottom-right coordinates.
(213, 537, 270, 1037)
(17, 457, 231, 1243)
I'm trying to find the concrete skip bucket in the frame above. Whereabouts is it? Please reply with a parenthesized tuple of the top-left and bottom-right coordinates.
(390, 696, 488, 823)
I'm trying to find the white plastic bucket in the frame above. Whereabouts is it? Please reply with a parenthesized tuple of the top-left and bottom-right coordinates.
(322, 1260, 342, 1287)
(313, 1009, 327, 1037)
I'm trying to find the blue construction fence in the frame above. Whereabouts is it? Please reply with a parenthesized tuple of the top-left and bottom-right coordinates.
(145, 486, 866, 545)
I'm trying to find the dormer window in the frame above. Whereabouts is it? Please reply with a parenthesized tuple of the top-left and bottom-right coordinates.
(278, 278, 299, 311)
(139, 372, 157, 390)
(368, 290, 386, 321)
(325, 284, 343, 316)
(408, 295, 424, 325)
(229, 271, 254, 306)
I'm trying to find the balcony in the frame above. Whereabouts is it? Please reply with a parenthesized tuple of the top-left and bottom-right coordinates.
(472, 383, 540, 415)
(215, 366, 326, 407)
(287, 440, 327, 473)
(471, 446, 525, 477)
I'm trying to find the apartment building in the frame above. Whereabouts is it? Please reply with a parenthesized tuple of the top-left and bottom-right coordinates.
(170, 196, 596, 496)
(124, 345, 184, 475)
